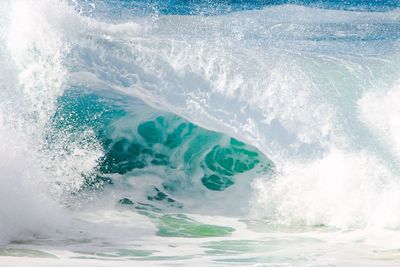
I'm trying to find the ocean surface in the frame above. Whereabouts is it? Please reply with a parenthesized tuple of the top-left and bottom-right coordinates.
(1, 0, 400, 266)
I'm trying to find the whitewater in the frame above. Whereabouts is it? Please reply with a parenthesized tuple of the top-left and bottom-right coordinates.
(1, 0, 400, 266)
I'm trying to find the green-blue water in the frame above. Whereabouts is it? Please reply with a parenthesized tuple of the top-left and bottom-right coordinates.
(51, 89, 273, 195)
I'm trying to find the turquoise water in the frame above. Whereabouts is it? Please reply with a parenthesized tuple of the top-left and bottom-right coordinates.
(51, 88, 273, 195)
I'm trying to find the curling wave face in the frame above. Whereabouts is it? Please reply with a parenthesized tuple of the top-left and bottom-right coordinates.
(52, 89, 273, 196)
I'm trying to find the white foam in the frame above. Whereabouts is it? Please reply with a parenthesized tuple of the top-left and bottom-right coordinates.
(359, 82, 400, 160)
(0, 117, 70, 244)
(253, 148, 400, 228)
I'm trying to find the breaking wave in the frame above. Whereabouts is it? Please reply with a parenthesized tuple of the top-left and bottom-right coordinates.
(1, 0, 400, 243)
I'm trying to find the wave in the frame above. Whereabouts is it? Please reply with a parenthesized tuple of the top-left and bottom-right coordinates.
(51, 88, 273, 216)
(1, 0, 400, 244)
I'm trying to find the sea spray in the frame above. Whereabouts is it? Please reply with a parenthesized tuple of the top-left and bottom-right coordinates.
(0, 0, 100, 242)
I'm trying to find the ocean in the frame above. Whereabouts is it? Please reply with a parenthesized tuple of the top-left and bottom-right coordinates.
(1, 0, 400, 266)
